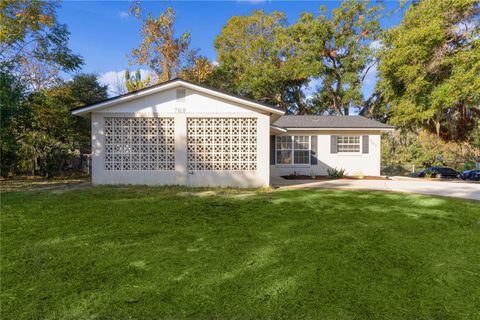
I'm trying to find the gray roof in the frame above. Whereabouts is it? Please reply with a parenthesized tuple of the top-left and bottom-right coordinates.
(273, 115, 394, 129)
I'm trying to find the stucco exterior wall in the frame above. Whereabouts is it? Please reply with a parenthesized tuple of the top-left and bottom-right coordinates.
(91, 87, 270, 187)
(270, 130, 382, 178)
(100, 88, 261, 115)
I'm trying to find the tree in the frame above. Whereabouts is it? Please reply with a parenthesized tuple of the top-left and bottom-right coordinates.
(24, 87, 79, 177)
(68, 73, 109, 151)
(381, 129, 480, 172)
(378, 0, 480, 141)
(0, 66, 25, 176)
(0, 0, 83, 90)
(70, 73, 108, 105)
(214, 10, 311, 113)
(128, 5, 192, 84)
(13, 74, 108, 177)
(0, 72, 108, 177)
(296, 0, 384, 115)
(1, 84, 78, 178)
(124, 69, 151, 92)
(179, 54, 214, 84)
(1, 0, 97, 175)
(213, 2, 384, 115)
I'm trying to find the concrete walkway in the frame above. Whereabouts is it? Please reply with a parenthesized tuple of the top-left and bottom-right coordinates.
(271, 176, 480, 201)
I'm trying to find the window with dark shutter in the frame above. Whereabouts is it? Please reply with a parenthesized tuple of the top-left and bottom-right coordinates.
(274, 136, 311, 165)
(337, 136, 361, 153)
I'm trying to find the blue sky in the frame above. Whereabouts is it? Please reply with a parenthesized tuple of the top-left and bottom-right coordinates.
(58, 1, 406, 96)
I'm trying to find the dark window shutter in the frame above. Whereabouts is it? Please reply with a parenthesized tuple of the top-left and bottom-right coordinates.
(310, 136, 318, 165)
(270, 135, 276, 165)
(331, 136, 338, 154)
(362, 135, 369, 154)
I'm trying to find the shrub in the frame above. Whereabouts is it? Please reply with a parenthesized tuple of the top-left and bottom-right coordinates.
(309, 170, 317, 179)
(327, 167, 346, 179)
(457, 161, 477, 172)
(381, 130, 479, 169)
(381, 164, 411, 176)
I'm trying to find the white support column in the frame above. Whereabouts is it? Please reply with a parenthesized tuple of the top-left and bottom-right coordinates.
(174, 113, 188, 185)
(91, 114, 104, 185)
(257, 114, 270, 187)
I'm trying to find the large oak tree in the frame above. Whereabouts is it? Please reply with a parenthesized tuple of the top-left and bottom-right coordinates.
(213, 10, 311, 113)
(299, 0, 384, 115)
(378, 0, 480, 141)
(213, 1, 384, 115)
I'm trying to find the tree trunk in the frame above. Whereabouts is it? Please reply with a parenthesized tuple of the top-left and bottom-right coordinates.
(295, 88, 307, 115)
(32, 157, 37, 176)
(434, 112, 441, 137)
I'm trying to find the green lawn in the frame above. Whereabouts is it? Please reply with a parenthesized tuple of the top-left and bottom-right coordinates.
(1, 186, 479, 319)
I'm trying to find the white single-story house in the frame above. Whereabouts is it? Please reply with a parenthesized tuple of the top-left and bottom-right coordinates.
(72, 78, 394, 187)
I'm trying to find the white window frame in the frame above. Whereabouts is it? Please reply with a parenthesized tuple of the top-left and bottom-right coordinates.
(337, 135, 361, 154)
(275, 135, 311, 165)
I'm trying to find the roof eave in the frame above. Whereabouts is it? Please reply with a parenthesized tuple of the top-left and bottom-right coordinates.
(71, 79, 284, 116)
(270, 125, 287, 134)
(283, 127, 395, 131)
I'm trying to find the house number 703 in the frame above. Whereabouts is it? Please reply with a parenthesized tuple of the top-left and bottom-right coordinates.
(174, 107, 186, 113)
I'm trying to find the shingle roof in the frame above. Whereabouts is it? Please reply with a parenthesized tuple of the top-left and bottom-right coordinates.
(273, 115, 394, 129)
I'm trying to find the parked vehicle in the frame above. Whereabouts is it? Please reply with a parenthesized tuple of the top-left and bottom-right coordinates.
(458, 170, 475, 180)
(414, 167, 458, 179)
(471, 171, 480, 181)
(459, 169, 480, 180)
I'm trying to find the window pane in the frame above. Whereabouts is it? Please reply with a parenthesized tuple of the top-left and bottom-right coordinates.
(276, 136, 292, 150)
(276, 150, 292, 164)
(294, 136, 309, 150)
(275, 136, 311, 164)
(294, 150, 309, 164)
(337, 135, 360, 152)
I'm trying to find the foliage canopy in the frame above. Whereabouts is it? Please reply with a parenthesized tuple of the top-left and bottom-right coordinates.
(378, 0, 480, 141)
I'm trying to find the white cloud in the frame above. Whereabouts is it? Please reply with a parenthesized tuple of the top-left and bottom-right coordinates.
(361, 63, 378, 97)
(212, 60, 219, 66)
(99, 69, 151, 97)
(369, 40, 382, 51)
(119, 11, 129, 20)
(363, 63, 378, 86)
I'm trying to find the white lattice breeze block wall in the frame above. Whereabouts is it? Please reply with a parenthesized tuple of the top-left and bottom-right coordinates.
(187, 118, 258, 171)
(103, 117, 175, 171)
(91, 112, 270, 187)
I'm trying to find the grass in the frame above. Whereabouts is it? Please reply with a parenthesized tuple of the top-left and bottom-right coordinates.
(0, 174, 89, 192)
(1, 186, 479, 319)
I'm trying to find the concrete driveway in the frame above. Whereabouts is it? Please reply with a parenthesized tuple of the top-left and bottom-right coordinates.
(272, 176, 480, 201)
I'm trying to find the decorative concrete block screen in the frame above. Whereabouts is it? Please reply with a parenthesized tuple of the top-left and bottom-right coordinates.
(104, 117, 175, 170)
(187, 118, 258, 170)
